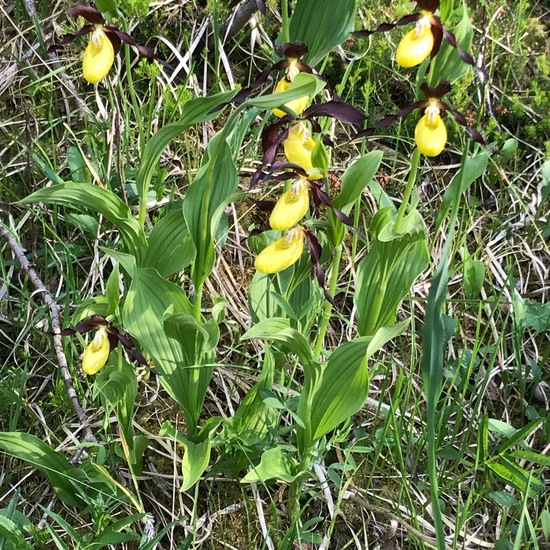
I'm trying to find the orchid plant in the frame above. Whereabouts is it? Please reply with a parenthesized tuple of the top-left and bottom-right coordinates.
(11, 1, 512, 548)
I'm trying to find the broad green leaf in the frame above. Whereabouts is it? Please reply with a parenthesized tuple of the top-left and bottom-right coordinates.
(488, 419, 518, 438)
(136, 91, 236, 208)
(355, 208, 428, 336)
(246, 73, 325, 110)
(0, 433, 82, 508)
(304, 322, 408, 448)
(241, 447, 299, 483)
(141, 209, 195, 277)
(495, 418, 543, 454)
(241, 318, 314, 367)
(183, 133, 238, 289)
(67, 146, 90, 184)
(0, 516, 33, 550)
(224, 346, 278, 447)
(488, 491, 520, 508)
(106, 262, 120, 316)
(487, 456, 543, 497)
(477, 415, 489, 464)
(333, 151, 383, 211)
(122, 267, 196, 415)
(101, 248, 137, 275)
(163, 312, 216, 425)
(289, 0, 356, 67)
(180, 438, 211, 492)
(20, 182, 147, 253)
(510, 449, 550, 467)
(463, 255, 485, 299)
(438, 152, 489, 226)
(160, 421, 219, 491)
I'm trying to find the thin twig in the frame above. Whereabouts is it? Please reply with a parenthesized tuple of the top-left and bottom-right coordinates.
(0, 224, 96, 444)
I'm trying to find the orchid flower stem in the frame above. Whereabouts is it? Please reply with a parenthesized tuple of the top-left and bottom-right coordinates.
(395, 147, 421, 232)
(281, 0, 290, 43)
(193, 282, 204, 323)
(314, 244, 342, 359)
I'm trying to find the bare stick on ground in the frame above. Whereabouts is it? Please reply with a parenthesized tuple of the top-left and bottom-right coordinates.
(0, 225, 96, 444)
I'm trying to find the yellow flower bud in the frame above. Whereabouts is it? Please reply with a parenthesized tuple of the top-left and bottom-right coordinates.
(255, 226, 305, 274)
(82, 26, 115, 84)
(395, 17, 434, 68)
(273, 78, 310, 118)
(269, 178, 309, 230)
(415, 112, 447, 157)
(82, 327, 110, 375)
(284, 122, 315, 172)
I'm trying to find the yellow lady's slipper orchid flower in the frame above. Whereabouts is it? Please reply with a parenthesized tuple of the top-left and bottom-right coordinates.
(82, 327, 110, 375)
(395, 17, 434, 68)
(82, 26, 115, 84)
(255, 226, 305, 274)
(270, 178, 309, 230)
(415, 102, 447, 156)
(284, 122, 315, 173)
(273, 78, 310, 118)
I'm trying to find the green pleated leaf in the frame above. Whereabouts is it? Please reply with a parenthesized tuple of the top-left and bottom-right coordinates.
(304, 321, 408, 448)
(246, 72, 325, 110)
(0, 516, 34, 550)
(183, 133, 238, 289)
(0, 433, 104, 509)
(487, 455, 543, 497)
(333, 151, 384, 212)
(241, 447, 299, 484)
(20, 182, 147, 252)
(141, 209, 195, 277)
(510, 449, 550, 467)
(355, 208, 429, 336)
(181, 437, 211, 492)
(289, 0, 356, 67)
(122, 267, 194, 412)
(136, 91, 236, 207)
(241, 318, 314, 367)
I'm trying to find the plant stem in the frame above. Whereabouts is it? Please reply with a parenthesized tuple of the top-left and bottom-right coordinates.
(395, 147, 421, 232)
(193, 282, 203, 322)
(281, 0, 290, 43)
(313, 245, 342, 359)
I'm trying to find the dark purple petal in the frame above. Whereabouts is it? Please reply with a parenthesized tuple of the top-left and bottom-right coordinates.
(441, 27, 487, 76)
(67, 6, 106, 25)
(48, 24, 95, 51)
(261, 123, 289, 165)
(103, 28, 122, 55)
(447, 109, 500, 153)
(106, 331, 118, 352)
(448, 107, 468, 126)
(416, 0, 439, 13)
(306, 231, 322, 264)
(429, 22, 443, 59)
(296, 60, 314, 74)
(303, 100, 366, 125)
(353, 13, 421, 38)
(421, 80, 451, 100)
(256, 0, 266, 14)
(276, 42, 308, 60)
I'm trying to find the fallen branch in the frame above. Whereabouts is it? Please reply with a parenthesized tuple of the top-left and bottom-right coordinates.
(0, 224, 96, 444)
